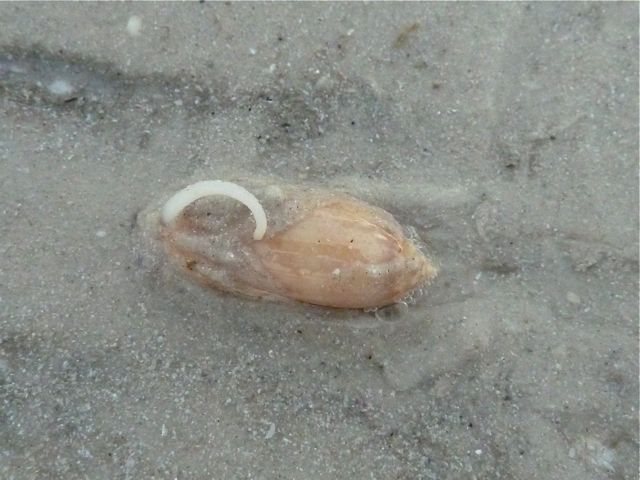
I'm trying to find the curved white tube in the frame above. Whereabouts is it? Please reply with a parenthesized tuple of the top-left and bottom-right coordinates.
(161, 180, 267, 240)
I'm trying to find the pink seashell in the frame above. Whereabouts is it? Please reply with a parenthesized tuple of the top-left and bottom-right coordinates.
(156, 181, 437, 309)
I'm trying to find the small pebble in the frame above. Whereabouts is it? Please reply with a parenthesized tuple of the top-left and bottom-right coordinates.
(96, 229, 107, 238)
(127, 15, 142, 36)
(566, 292, 581, 304)
(48, 79, 73, 96)
(265, 423, 276, 440)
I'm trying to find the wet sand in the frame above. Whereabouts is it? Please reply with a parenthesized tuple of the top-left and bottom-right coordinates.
(1, 3, 638, 479)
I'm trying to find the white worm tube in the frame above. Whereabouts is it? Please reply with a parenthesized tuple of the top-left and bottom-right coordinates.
(161, 180, 267, 240)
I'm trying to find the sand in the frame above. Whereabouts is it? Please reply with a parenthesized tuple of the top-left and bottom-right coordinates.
(1, 3, 638, 479)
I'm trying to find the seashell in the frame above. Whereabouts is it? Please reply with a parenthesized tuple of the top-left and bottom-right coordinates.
(156, 180, 438, 309)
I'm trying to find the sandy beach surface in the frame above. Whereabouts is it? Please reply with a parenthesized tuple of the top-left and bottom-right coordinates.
(1, 3, 638, 479)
